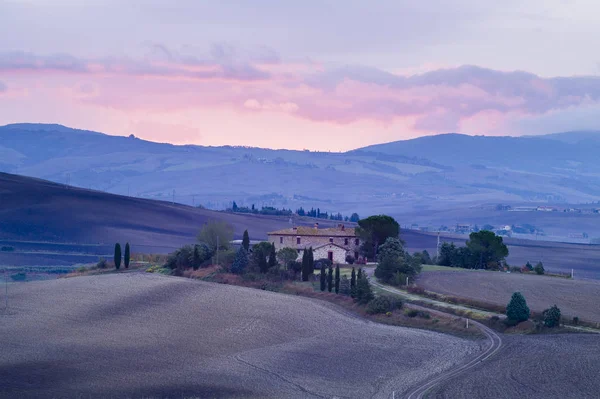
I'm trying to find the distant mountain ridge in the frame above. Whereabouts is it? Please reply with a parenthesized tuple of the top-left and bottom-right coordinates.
(2, 123, 600, 223)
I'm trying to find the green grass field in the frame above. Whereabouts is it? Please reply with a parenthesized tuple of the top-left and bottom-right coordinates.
(421, 264, 473, 272)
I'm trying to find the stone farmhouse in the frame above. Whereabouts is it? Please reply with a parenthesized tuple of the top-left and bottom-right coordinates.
(267, 223, 361, 264)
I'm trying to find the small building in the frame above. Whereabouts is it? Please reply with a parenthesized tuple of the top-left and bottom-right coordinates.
(267, 223, 360, 264)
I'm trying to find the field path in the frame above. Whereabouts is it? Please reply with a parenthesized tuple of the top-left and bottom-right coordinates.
(364, 270, 503, 399)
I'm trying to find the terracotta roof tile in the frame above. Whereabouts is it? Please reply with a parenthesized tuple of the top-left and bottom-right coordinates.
(268, 226, 357, 237)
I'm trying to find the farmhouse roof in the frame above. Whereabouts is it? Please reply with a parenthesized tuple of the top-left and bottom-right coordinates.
(312, 242, 349, 251)
(268, 225, 357, 237)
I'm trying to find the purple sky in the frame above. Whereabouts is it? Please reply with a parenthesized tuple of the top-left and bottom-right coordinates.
(1, 0, 600, 150)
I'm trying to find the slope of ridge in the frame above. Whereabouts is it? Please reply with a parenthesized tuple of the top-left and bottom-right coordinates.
(0, 172, 335, 247)
(0, 272, 483, 398)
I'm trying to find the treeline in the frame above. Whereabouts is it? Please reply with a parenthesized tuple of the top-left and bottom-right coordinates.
(227, 201, 360, 222)
(437, 231, 509, 270)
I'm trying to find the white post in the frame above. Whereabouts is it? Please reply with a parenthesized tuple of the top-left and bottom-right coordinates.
(466, 318, 469, 329)
(216, 236, 219, 265)
(4, 268, 7, 311)
(571, 269, 574, 279)
(406, 276, 409, 286)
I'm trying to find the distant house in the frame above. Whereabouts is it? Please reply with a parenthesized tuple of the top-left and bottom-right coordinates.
(267, 223, 361, 264)
(455, 224, 472, 234)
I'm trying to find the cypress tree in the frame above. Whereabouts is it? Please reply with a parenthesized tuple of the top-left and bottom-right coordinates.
(301, 249, 309, 281)
(124, 242, 130, 269)
(242, 230, 250, 251)
(231, 246, 249, 274)
(350, 267, 357, 298)
(327, 266, 333, 292)
(320, 265, 326, 291)
(355, 274, 374, 304)
(308, 247, 314, 272)
(193, 245, 201, 270)
(334, 265, 340, 294)
(357, 268, 363, 280)
(268, 242, 277, 269)
(114, 243, 122, 270)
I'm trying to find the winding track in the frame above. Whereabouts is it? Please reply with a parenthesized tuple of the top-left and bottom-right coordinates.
(369, 279, 503, 399)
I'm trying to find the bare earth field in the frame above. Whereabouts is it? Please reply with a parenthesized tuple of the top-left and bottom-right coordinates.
(430, 334, 600, 399)
(0, 273, 482, 398)
(418, 271, 600, 323)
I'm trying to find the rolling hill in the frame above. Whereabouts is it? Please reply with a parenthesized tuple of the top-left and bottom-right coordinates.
(2, 123, 600, 237)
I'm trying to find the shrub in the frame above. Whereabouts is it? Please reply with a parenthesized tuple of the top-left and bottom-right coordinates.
(366, 295, 402, 314)
(315, 258, 332, 270)
(355, 274, 374, 305)
(407, 286, 426, 295)
(339, 275, 351, 295)
(573, 316, 579, 325)
(345, 255, 355, 264)
(231, 247, 249, 274)
(509, 266, 521, 273)
(534, 261, 545, 275)
(506, 292, 530, 323)
(543, 305, 561, 328)
(289, 261, 302, 274)
(524, 261, 534, 271)
(96, 257, 108, 269)
(1, 246, 14, 252)
(404, 309, 430, 319)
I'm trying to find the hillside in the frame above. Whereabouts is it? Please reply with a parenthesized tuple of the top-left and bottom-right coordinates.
(3, 123, 600, 236)
(0, 172, 337, 248)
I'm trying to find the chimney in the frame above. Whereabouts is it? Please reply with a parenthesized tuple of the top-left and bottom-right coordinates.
(314, 222, 319, 229)
(341, 224, 345, 231)
(293, 226, 297, 231)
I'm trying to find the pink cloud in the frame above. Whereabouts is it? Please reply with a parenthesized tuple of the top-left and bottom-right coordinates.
(2, 47, 600, 146)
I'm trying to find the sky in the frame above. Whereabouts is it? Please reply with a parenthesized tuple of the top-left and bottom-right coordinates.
(2, 0, 600, 151)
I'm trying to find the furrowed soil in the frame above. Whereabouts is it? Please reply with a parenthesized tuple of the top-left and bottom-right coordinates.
(0, 273, 482, 398)
(429, 334, 600, 399)
(417, 271, 600, 323)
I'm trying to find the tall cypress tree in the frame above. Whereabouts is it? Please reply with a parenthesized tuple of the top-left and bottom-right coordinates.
(327, 266, 333, 292)
(308, 247, 314, 273)
(301, 249, 309, 281)
(124, 242, 130, 269)
(357, 268, 363, 280)
(350, 267, 357, 298)
(242, 230, 250, 251)
(114, 243, 122, 270)
(320, 265, 326, 291)
(334, 265, 340, 294)
(268, 242, 277, 269)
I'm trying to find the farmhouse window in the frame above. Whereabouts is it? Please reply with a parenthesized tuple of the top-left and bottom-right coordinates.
(280, 237, 283, 244)
(344, 238, 349, 245)
(329, 237, 333, 243)
(297, 237, 301, 245)
(355, 239, 360, 245)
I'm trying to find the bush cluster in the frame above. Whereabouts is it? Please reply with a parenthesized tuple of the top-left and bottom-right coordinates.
(366, 295, 402, 314)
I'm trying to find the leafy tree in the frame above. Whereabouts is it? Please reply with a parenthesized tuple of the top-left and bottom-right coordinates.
(251, 242, 271, 273)
(124, 242, 130, 269)
(466, 230, 509, 270)
(320, 265, 326, 291)
(198, 220, 234, 252)
(277, 247, 299, 269)
(242, 230, 250, 251)
(114, 243, 122, 270)
(525, 261, 534, 271)
(355, 274, 374, 305)
(268, 243, 277, 269)
(534, 261, 545, 275)
(327, 266, 333, 292)
(506, 292, 530, 323)
(334, 265, 340, 294)
(350, 267, 356, 297)
(438, 242, 456, 266)
(231, 247, 249, 274)
(356, 215, 400, 260)
(543, 305, 561, 328)
(375, 237, 421, 283)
